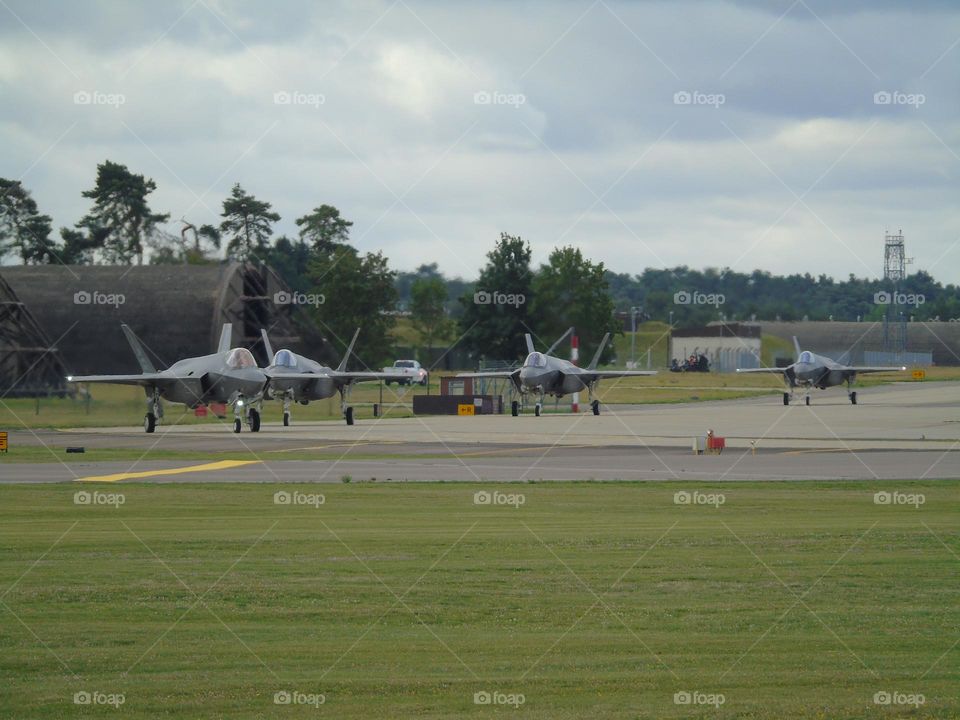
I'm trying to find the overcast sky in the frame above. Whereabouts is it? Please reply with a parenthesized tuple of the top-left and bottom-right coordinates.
(1, 0, 958, 281)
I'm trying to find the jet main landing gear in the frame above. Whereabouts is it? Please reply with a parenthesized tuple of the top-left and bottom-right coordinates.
(144, 390, 163, 433)
(340, 387, 355, 425)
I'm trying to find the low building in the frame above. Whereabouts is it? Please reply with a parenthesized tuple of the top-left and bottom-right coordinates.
(670, 323, 761, 372)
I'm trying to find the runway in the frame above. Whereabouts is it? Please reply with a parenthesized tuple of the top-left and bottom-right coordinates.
(3, 381, 959, 483)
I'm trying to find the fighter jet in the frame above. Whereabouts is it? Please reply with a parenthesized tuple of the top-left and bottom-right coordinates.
(736, 337, 907, 405)
(457, 327, 657, 416)
(66, 323, 268, 433)
(260, 328, 410, 426)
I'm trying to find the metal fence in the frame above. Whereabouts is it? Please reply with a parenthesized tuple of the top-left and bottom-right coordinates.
(863, 350, 933, 367)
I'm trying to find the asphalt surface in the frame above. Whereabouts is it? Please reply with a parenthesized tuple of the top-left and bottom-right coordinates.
(2, 381, 959, 483)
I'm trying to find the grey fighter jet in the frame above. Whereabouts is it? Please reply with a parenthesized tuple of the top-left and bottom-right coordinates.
(67, 324, 268, 433)
(260, 328, 410, 426)
(736, 337, 906, 405)
(458, 328, 657, 416)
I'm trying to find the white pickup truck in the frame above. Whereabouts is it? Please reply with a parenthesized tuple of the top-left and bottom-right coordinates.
(383, 359, 428, 386)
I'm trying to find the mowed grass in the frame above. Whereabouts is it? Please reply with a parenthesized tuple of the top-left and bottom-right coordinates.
(0, 481, 957, 719)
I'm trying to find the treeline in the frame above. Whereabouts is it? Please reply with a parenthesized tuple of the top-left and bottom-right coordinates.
(0, 161, 617, 366)
(4, 160, 959, 368)
(604, 267, 960, 325)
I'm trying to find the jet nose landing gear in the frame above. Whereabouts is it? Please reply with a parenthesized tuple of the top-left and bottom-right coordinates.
(232, 396, 246, 433)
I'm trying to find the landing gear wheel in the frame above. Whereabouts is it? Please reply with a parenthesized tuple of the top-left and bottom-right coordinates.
(248, 408, 261, 432)
(511, 400, 519, 417)
(345, 406, 354, 426)
(850, 391, 857, 405)
(535, 404, 542, 417)
(283, 411, 290, 426)
(783, 393, 790, 406)
(144, 413, 156, 433)
(591, 399, 600, 416)
(805, 396, 810, 406)
(233, 418, 242, 433)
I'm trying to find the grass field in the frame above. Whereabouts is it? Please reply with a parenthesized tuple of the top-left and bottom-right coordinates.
(1, 481, 956, 718)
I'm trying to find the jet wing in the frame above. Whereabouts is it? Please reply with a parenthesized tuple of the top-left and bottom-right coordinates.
(587, 370, 658, 379)
(68, 373, 207, 399)
(455, 371, 519, 379)
(456, 370, 522, 391)
(329, 371, 411, 384)
(845, 366, 907, 373)
(263, 370, 411, 388)
(736, 367, 793, 373)
(67, 373, 169, 387)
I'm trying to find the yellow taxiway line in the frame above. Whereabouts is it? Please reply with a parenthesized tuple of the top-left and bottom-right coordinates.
(74, 460, 262, 483)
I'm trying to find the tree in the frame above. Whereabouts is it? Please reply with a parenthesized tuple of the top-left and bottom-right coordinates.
(307, 246, 398, 368)
(0, 179, 56, 264)
(410, 276, 453, 350)
(76, 160, 169, 264)
(295, 204, 353, 254)
(219, 183, 280, 261)
(171, 220, 221, 264)
(458, 233, 536, 362)
(530, 246, 618, 365)
(267, 235, 314, 293)
(59, 226, 107, 265)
